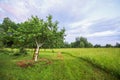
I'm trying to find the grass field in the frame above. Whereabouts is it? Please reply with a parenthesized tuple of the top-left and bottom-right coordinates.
(0, 48, 120, 80)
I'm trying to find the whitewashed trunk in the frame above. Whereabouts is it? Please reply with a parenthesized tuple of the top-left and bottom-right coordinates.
(34, 46, 39, 61)
(33, 42, 43, 61)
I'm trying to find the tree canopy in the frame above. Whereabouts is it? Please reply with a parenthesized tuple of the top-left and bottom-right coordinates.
(0, 15, 66, 61)
(12, 15, 65, 61)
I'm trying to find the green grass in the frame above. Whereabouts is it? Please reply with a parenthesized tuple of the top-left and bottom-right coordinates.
(0, 48, 120, 80)
(55, 48, 120, 78)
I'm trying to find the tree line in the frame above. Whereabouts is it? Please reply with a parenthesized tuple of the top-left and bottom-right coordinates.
(63, 37, 120, 48)
(0, 16, 120, 51)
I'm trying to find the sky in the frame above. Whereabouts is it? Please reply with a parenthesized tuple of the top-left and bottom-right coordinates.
(0, 0, 120, 45)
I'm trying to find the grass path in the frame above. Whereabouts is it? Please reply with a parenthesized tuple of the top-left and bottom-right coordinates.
(61, 52, 119, 80)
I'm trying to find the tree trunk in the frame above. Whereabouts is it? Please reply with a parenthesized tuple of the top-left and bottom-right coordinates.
(32, 41, 43, 61)
(33, 46, 39, 61)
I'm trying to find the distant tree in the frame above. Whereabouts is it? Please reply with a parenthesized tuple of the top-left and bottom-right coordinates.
(0, 17, 17, 47)
(70, 36, 93, 48)
(74, 37, 80, 48)
(115, 42, 120, 48)
(63, 42, 71, 48)
(87, 43, 93, 48)
(70, 42, 75, 48)
(14, 15, 65, 61)
(105, 44, 113, 48)
(79, 37, 88, 47)
(94, 44, 101, 48)
(0, 24, 4, 48)
(80, 41, 85, 48)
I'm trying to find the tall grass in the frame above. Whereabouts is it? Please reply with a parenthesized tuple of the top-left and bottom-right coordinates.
(54, 48, 120, 79)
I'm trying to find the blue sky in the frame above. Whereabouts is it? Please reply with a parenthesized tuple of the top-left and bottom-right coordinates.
(0, 0, 120, 45)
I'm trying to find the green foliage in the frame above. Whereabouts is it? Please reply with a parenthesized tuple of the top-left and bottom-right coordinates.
(0, 15, 65, 50)
(87, 43, 93, 48)
(63, 42, 71, 48)
(94, 44, 101, 48)
(115, 43, 120, 48)
(0, 17, 17, 47)
(0, 25, 4, 47)
(13, 15, 65, 49)
(80, 41, 85, 48)
(105, 44, 113, 48)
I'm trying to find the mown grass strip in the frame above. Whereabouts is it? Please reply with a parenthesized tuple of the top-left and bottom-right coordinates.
(62, 52, 120, 80)
(80, 57, 120, 79)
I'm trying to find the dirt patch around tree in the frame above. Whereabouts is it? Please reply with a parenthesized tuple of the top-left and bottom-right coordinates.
(16, 58, 52, 68)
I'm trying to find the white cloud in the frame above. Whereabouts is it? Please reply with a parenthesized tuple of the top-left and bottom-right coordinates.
(13, 2, 29, 16)
(85, 31, 116, 37)
(69, 19, 94, 29)
(66, 18, 99, 36)
(0, 7, 5, 12)
(39, 0, 63, 13)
